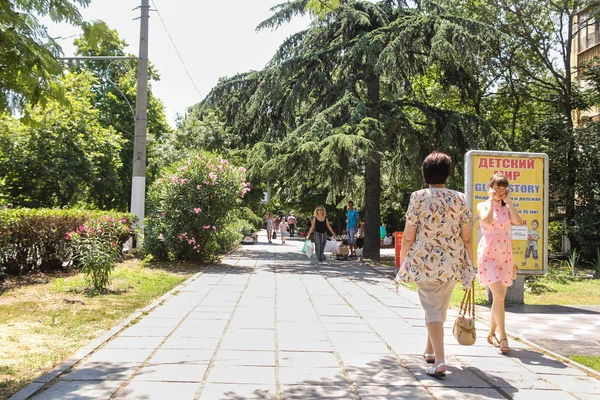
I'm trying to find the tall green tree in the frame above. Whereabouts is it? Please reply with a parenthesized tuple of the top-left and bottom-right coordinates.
(447, 0, 597, 245)
(72, 21, 172, 210)
(0, 71, 123, 208)
(196, 0, 502, 260)
(0, 0, 91, 111)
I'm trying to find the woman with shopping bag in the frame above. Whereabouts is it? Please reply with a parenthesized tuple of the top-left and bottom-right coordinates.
(396, 152, 475, 378)
(305, 205, 337, 262)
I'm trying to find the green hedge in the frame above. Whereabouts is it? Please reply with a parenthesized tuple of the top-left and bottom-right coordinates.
(0, 208, 136, 276)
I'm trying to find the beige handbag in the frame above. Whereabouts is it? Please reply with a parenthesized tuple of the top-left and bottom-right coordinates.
(453, 284, 476, 346)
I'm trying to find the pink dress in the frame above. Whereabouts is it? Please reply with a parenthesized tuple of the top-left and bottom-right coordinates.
(477, 201, 514, 287)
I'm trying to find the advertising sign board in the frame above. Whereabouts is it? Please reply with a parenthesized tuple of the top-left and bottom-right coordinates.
(464, 151, 549, 275)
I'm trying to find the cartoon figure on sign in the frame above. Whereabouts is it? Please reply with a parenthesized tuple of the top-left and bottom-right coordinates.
(521, 219, 540, 269)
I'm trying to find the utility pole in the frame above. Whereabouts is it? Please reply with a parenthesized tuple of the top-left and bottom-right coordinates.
(130, 0, 150, 247)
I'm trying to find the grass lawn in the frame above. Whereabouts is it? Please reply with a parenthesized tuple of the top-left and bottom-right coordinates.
(566, 355, 600, 373)
(0, 258, 205, 399)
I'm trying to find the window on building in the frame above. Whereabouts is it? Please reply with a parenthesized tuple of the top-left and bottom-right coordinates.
(579, 13, 600, 51)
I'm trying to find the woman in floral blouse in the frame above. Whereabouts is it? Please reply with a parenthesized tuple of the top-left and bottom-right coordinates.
(396, 151, 475, 378)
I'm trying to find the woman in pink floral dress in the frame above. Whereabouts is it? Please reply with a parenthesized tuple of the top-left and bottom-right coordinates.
(476, 173, 522, 354)
(396, 152, 475, 378)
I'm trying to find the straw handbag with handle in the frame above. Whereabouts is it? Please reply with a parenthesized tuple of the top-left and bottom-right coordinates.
(453, 284, 476, 345)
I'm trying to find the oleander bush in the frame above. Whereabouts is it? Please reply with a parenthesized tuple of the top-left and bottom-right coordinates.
(0, 208, 135, 278)
(144, 151, 251, 262)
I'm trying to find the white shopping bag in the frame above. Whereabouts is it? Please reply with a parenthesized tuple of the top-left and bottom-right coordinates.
(305, 241, 315, 258)
(323, 239, 340, 253)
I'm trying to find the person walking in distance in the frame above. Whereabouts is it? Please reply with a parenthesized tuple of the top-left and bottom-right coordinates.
(265, 212, 274, 244)
(306, 205, 337, 263)
(287, 214, 297, 237)
(396, 152, 475, 378)
(279, 218, 288, 245)
(477, 173, 522, 355)
(346, 201, 359, 257)
(273, 215, 281, 240)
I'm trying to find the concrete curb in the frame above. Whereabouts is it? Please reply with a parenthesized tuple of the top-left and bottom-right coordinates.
(8, 270, 205, 400)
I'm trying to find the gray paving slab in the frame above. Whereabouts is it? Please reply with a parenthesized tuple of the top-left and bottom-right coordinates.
(426, 387, 506, 399)
(213, 349, 276, 366)
(115, 380, 200, 399)
(12, 237, 600, 400)
(84, 347, 155, 363)
(101, 335, 165, 349)
(61, 361, 140, 381)
(134, 363, 208, 382)
(206, 365, 276, 384)
(30, 380, 122, 399)
(199, 384, 276, 400)
(357, 385, 433, 400)
(161, 335, 220, 349)
(146, 348, 213, 365)
(278, 366, 347, 385)
(279, 385, 354, 399)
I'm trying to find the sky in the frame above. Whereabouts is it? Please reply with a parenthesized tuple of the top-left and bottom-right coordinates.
(43, 0, 311, 127)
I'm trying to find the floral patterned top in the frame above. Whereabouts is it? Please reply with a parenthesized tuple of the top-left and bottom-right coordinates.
(397, 188, 474, 288)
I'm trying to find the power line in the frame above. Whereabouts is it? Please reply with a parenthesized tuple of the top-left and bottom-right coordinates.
(150, 0, 203, 98)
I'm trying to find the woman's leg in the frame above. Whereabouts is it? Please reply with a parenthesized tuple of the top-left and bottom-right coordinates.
(314, 232, 326, 261)
(267, 230, 272, 242)
(417, 281, 455, 371)
(489, 281, 509, 347)
(426, 322, 445, 367)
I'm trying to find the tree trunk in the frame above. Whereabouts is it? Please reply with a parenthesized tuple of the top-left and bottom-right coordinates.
(363, 69, 381, 261)
(363, 153, 381, 261)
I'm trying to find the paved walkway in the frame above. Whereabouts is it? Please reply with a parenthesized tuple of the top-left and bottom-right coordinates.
(10, 236, 600, 400)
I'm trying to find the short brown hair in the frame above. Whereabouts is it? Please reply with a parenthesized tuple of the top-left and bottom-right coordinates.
(488, 173, 509, 188)
(422, 152, 452, 184)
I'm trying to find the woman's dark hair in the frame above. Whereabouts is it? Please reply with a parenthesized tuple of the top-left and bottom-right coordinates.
(422, 152, 452, 184)
(488, 173, 509, 188)
(488, 173, 509, 206)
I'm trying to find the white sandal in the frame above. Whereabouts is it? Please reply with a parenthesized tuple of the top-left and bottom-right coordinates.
(425, 362, 446, 378)
(422, 353, 435, 364)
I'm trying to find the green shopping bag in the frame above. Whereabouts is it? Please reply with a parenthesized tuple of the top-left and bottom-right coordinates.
(301, 240, 307, 253)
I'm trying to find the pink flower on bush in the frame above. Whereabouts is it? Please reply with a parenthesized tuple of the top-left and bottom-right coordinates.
(187, 237, 196, 245)
(158, 233, 164, 240)
(194, 207, 202, 214)
(203, 225, 211, 229)
(197, 184, 202, 189)
(212, 226, 216, 231)
(111, 241, 116, 247)
(181, 178, 188, 185)
(180, 166, 188, 171)
(171, 176, 179, 185)
(120, 218, 127, 223)
(238, 167, 247, 173)
(178, 232, 188, 241)
(208, 172, 217, 181)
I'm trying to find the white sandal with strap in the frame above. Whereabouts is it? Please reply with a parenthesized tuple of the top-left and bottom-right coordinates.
(422, 353, 435, 364)
(425, 362, 447, 378)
